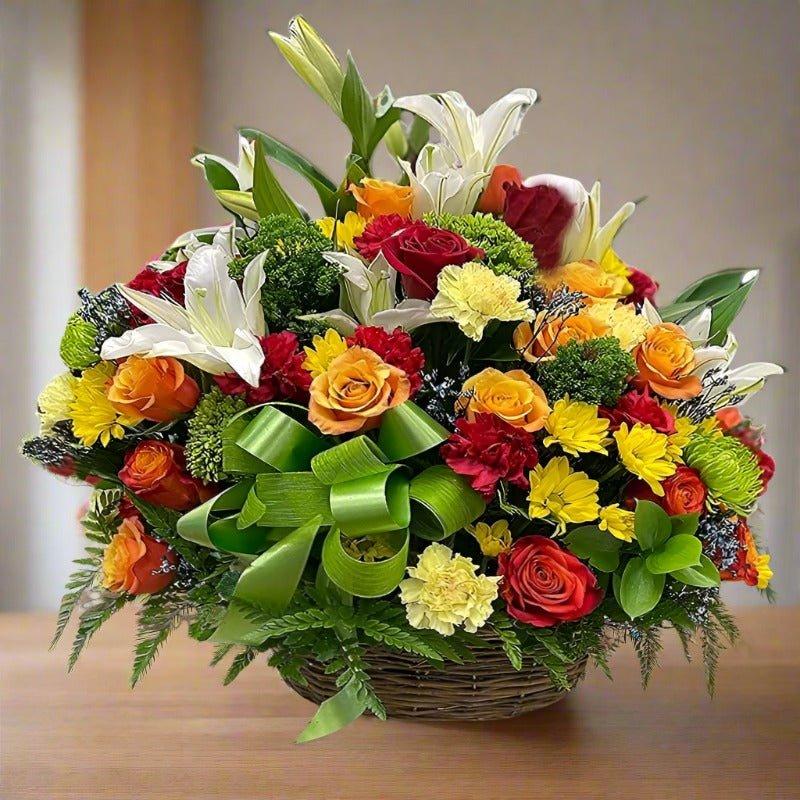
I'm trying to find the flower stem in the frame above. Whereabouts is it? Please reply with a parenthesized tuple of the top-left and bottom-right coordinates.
(599, 464, 624, 482)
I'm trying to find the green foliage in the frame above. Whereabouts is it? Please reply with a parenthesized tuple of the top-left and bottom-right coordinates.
(537, 336, 635, 406)
(185, 388, 247, 483)
(59, 313, 99, 369)
(425, 212, 536, 281)
(564, 525, 623, 572)
(130, 593, 190, 687)
(68, 592, 127, 671)
(224, 647, 258, 685)
(228, 214, 339, 330)
(684, 429, 763, 515)
(491, 614, 523, 670)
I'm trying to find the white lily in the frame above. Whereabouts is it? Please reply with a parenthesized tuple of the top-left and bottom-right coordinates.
(395, 88, 538, 216)
(192, 135, 256, 191)
(522, 175, 635, 265)
(302, 251, 437, 335)
(101, 231, 267, 386)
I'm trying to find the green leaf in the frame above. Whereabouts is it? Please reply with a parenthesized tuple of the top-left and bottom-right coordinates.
(340, 53, 376, 158)
(296, 676, 367, 743)
(202, 158, 239, 191)
(240, 128, 337, 215)
(619, 557, 665, 619)
(252, 136, 302, 219)
(671, 554, 721, 588)
(707, 280, 756, 345)
(634, 500, 672, 551)
(673, 267, 759, 304)
(564, 525, 623, 572)
(670, 513, 700, 537)
(645, 534, 702, 574)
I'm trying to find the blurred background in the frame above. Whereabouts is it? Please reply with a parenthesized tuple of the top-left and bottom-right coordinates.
(1, 0, 797, 610)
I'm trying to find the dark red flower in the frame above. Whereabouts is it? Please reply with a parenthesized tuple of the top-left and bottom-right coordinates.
(380, 222, 484, 300)
(624, 267, 659, 306)
(600, 388, 676, 435)
(127, 261, 187, 326)
(755, 449, 775, 493)
(502, 183, 575, 270)
(354, 214, 411, 261)
(498, 535, 604, 627)
(623, 466, 707, 516)
(476, 164, 522, 215)
(440, 414, 539, 500)
(214, 331, 311, 405)
(346, 326, 425, 396)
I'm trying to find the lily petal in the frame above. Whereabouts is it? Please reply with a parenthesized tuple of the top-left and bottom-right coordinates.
(117, 284, 191, 331)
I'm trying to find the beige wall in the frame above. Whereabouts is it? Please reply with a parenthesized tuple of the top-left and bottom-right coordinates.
(201, 0, 800, 602)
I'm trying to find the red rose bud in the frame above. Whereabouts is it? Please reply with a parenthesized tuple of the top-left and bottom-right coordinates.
(354, 214, 411, 261)
(126, 261, 187, 326)
(715, 407, 744, 432)
(502, 183, 575, 269)
(601, 388, 676, 435)
(497, 535, 604, 627)
(346, 326, 425, 396)
(624, 267, 659, 306)
(476, 164, 523, 215)
(119, 441, 213, 511)
(381, 221, 484, 300)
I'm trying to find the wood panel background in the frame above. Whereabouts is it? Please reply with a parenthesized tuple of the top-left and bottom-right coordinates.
(82, 0, 200, 289)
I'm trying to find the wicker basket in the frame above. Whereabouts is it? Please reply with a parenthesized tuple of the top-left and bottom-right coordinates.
(284, 632, 588, 721)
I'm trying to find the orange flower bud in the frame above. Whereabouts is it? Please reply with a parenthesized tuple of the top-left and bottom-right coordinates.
(349, 178, 413, 219)
(476, 164, 522, 215)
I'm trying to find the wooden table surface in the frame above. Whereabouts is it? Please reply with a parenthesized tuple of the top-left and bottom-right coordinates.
(2, 608, 799, 799)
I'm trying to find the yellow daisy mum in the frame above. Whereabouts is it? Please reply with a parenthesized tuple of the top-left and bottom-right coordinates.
(598, 504, 636, 542)
(316, 211, 366, 250)
(302, 328, 348, 378)
(527, 456, 600, 531)
(582, 298, 652, 351)
(614, 422, 677, 495)
(754, 553, 773, 590)
(37, 372, 78, 434)
(543, 396, 610, 456)
(667, 415, 697, 462)
(466, 519, 512, 557)
(69, 362, 138, 447)
(430, 262, 533, 341)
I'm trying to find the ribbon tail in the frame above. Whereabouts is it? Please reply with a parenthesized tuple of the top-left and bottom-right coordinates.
(296, 677, 367, 743)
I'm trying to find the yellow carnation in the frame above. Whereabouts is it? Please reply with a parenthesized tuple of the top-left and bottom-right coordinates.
(302, 328, 348, 378)
(543, 396, 610, 456)
(599, 504, 636, 542)
(614, 422, 677, 495)
(430, 262, 533, 341)
(527, 456, 600, 531)
(582, 298, 651, 351)
(37, 372, 78, 434)
(69, 362, 138, 447)
(316, 211, 366, 250)
(399, 543, 500, 636)
(466, 519, 512, 557)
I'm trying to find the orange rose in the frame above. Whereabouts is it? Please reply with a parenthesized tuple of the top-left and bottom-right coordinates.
(119, 441, 213, 510)
(538, 260, 631, 299)
(101, 515, 177, 595)
(634, 323, 701, 400)
(349, 178, 413, 219)
(308, 346, 411, 435)
(456, 368, 550, 432)
(108, 355, 199, 423)
(513, 312, 609, 362)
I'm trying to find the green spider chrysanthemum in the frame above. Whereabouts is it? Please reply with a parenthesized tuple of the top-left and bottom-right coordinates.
(59, 314, 99, 370)
(683, 429, 763, 516)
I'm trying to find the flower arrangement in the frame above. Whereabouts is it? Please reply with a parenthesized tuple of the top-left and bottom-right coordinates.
(24, 17, 783, 741)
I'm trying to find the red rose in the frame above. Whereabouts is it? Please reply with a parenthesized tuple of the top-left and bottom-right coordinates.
(353, 214, 410, 261)
(476, 164, 522, 215)
(381, 222, 484, 300)
(127, 261, 187, 326)
(440, 414, 539, 500)
(119, 441, 213, 511)
(502, 183, 575, 270)
(601, 388, 676, 435)
(497, 535, 604, 627)
(214, 331, 311, 405)
(624, 267, 659, 306)
(346, 326, 425, 396)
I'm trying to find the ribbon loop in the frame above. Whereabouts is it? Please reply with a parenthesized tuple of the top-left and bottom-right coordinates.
(377, 401, 449, 461)
(329, 466, 410, 536)
(310, 435, 388, 484)
(409, 465, 486, 541)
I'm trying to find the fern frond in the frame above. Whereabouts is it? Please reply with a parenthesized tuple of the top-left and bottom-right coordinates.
(130, 595, 189, 687)
(224, 647, 257, 685)
(491, 617, 523, 671)
(210, 643, 234, 667)
(68, 592, 127, 671)
(51, 563, 100, 648)
(631, 626, 662, 688)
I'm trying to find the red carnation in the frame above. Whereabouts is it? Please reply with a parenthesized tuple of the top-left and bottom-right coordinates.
(354, 214, 410, 261)
(498, 535, 604, 627)
(347, 326, 425, 396)
(502, 183, 575, 270)
(600, 388, 676, 435)
(127, 261, 188, 326)
(214, 331, 311, 405)
(440, 414, 539, 500)
(624, 267, 660, 306)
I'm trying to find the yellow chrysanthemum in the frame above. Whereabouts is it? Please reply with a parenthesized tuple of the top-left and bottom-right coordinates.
(754, 553, 773, 590)
(598, 504, 636, 542)
(582, 298, 652, 351)
(37, 372, 79, 434)
(302, 328, 348, 378)
(599, 248, 632, 279)
(527, 456, 600, 531)
(69, 362, 138, 447)
(667, 415, 697, 462)
(614, 422, 677, 495)
(466, 519, 512, 557)
(399, 543, 500, 636)
(316, 211, 366, 250)
(543, 396, 610, 456)
(430, 262, 533, 341)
